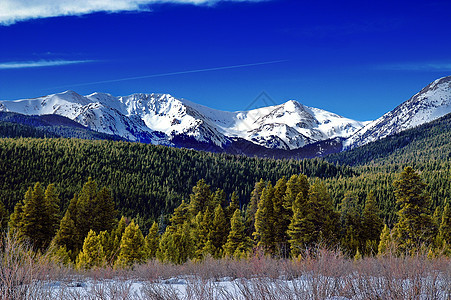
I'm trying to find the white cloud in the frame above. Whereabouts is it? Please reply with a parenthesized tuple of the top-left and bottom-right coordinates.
(0, 0, 268, 25)
(0, 59, 94, 69)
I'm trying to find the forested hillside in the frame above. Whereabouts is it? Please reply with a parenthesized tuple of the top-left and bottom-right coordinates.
(324, 113, 451, 225)
(0, 138, 352, 228)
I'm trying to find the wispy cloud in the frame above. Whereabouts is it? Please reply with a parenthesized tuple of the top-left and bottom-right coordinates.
(53, 59, 287, 88)
(375, 62, 451, 72)
(0, 59, 94, 69)
(0, 0, 269, 25)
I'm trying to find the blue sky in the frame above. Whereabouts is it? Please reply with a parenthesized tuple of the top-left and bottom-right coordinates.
(1, 0, 450, 120)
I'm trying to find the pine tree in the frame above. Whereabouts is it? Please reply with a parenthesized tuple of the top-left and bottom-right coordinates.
(192, 209, 213, 259)
(116, 220, 146, 267)
(210, 204, 228, 258)
(52, 211, 78, 260)
(224, 209, 252, 258)
(378, 224, 392, 255)
(392, 167, 436, 253)
(284, 174, 309, 212)
(253, 182, 276, 254)
(44, 184, 61, 249)
(339, 192, 362, 257)
(20, 183, 48, 250)
(145, 222, 160, 259)
(287, 180, 339, 256)
(94, 186, 117, 232)
(272, 177, 290, 256)
(245, 179, 266, 236)
(227, 191, 240, 220)
(8, 198, 24, 236)
(0, 199, 8, 230)
(361, 191, 383, 255)
(439, 201, 450, 246)
(158, 222, 194, 264)
(189, 179, 212, 216)
(76, 229, 105, 269)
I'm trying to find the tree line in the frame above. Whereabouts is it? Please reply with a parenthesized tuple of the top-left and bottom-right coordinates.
(1, 166, 449, 269)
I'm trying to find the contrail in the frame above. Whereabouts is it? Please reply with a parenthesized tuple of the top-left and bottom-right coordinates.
(52, 59, 288, 89)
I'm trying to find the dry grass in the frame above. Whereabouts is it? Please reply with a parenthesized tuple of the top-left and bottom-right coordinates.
(0, 236, 449, 299)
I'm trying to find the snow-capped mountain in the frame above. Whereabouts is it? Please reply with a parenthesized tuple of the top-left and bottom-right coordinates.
(0, 91, 365, 151)
(346, 76, 451, 149)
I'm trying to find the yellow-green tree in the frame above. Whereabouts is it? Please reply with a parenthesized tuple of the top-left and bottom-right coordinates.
(116, 220, 146, 267)
(224, 209, 252, 258)
(76, 229, 105, 269)
(145, 221, 160, 259)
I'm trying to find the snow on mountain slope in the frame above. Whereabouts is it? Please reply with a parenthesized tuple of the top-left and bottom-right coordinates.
(0, 90, 366, 150)
(346, 76, 451, 149)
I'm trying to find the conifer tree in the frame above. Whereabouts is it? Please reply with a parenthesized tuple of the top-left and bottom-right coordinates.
(145, 222, 160, 259)
(8, 198, 24, 236)
(245, 179, 266, 236)
(272, 177, 290, 256)
(227, 191, 240, 220)
(76, 229, 105, 269)
(189, 179, 212, 216)
(0, 199, 8, 230)
(378, 224, 392, 255)
(288, 180, 339, 256)
(158, 222, 194, 264)
(361, 191, 383, 255)
(53, 211, 78, 260)
(438, 200, 450, 248)
(224, 209, 252, 258)
(212, 189, 227, 209)
(116, 220, 146, 267)
(339, 192, 362, 256)
(284, 174, 309, 212)
(392, 167, 436, 253)
(20, 183, 48, 250)
(210, 204, 228, 258)
(253, 182, 276, 254)
(43, 184, 61, 248)
(192, 209, 213, 259)
(167, 200, 191, 232)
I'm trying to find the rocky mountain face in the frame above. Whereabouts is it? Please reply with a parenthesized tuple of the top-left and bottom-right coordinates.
(345, 76, 451, 149)
(0, 76, 449, 157)
(0, 91, 365, 152)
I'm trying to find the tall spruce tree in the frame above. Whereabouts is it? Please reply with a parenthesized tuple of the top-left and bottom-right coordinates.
(210, 204, 228, 258)
(361, 191, 383, 255)
(392, 167, 436, 253)
(116, 220, 146, 267)
(272, 177, 290, 256)
(245, 179, 266, 236)
(288, 180, 339, 255)
(339, 192, 362, 257)
(224, 209, 252, 258)
(20, 183, 49, 250)
(0, 199, 8, 230)
(189, 179, 212, 216)
(253, 182, 276, 254)
(76, 230, 105, 269)
(145, 222, 160, 259)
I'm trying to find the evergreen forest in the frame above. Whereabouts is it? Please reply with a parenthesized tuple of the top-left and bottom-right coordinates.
(0, 112, 450, 268)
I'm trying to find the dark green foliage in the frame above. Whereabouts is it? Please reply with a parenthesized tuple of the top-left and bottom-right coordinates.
(288, 180, 340, 256)
(224, 209, 252, 258)
(392, 167, 437, 253)
(0, 138, 352, 226)
(361, 191, 383, 255)
(253, 182, 276, 253)
(0, 200, 7, 230)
